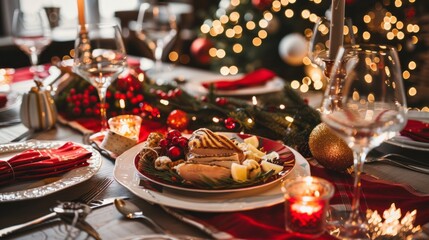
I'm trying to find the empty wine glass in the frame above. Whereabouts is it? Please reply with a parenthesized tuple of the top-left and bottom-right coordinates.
(73, 23, 127, 140)
(135, 1, 177, 82)
(309, 17, 355, 82)
(321, 44, 407, 239)
(12, 9, 52, 88)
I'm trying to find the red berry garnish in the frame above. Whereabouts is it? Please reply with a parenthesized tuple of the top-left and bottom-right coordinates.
(177, 137, 188, 148)
(159, 139, 169, 149)
(168, 146, 182, 160)
(166, 130, 181, 140)
(171, 136, 179, 146)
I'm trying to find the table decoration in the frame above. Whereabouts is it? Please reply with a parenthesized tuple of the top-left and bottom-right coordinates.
(366, 203, 421, 240)
(308, 122, 353, 171)
(282, 176, 334, 238)
(54, 65, 320, 157)
(100, 131, 137, 156)
(108, 114, 142, 141)
(20, 87, 57, 131)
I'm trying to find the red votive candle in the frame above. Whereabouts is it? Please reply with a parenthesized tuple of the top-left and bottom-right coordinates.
(282, 176, 334, 238)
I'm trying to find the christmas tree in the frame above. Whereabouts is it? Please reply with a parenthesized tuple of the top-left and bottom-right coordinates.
(192, 0, 428, 110)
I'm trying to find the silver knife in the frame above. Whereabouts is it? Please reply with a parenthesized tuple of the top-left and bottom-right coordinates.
(160, 205, 234, 240)
(0, 196, 129, 238)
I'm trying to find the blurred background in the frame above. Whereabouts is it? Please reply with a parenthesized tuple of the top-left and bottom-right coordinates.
(0, 0, 427, 110)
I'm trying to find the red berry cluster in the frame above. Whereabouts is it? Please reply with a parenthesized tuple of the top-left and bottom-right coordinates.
(63, 73, 145, 118)
(159, 130, 189, 161)
(66, 85, 101, 116)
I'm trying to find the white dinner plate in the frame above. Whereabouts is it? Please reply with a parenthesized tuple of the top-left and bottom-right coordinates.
(0, 140, 102, 202)
(0, 92, 21, 113)
(114, 142, 310, 212)
(384, 111, 429, 152)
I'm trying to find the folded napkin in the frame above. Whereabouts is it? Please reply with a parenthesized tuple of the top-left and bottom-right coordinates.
(0, 142, 92, 186)
(400, 119, 429, 143)
(202, 68, 276, 90)
(0, 94, 7, 108)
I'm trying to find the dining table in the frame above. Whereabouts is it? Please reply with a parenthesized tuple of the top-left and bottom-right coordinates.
(1, 59, 429, 240)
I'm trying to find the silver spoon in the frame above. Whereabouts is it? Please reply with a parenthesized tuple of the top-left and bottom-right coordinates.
(114, 198, 167, 234)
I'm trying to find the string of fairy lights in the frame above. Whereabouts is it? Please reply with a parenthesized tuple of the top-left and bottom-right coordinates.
(2, 0, 425, 111)
(187, 0, 427, 111)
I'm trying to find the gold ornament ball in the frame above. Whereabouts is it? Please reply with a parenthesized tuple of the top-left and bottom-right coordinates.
(309, 123, 353, 171)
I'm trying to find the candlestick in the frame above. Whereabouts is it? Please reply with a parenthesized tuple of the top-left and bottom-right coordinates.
(328, 0, 345, 60)
(77, 0, 86, 33)
(282, 176, 334, 238)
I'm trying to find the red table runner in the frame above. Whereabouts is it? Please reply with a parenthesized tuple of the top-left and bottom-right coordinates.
(189, 164, 429, 239)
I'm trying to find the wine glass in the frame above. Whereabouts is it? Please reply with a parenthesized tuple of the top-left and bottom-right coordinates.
(12, 9, 52, 88)
(135, 1, 177, 81)
(308, 17, 355, 83)
(73, 23, 127, 140)
(321, 44, 407, 238)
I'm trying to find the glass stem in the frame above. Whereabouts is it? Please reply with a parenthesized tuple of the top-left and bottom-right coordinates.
(97, 87, 108, 132)
(154, 40, 164, 72)
(29, 50, 43, 88)
(348, 149, 368, 225)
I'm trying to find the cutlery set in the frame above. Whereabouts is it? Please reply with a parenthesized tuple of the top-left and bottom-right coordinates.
(366, 151, 429, 175)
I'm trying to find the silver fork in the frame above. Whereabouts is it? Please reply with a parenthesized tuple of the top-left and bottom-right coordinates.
(0, 178, 113, 238)
(366, 154, 429, 174)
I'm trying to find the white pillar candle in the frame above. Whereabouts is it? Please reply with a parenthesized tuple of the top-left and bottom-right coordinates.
(329, 0, 345, 60)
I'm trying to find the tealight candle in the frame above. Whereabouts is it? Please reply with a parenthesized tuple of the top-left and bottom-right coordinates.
(108, 115, 142, 141)
(282, 176, 334, 238)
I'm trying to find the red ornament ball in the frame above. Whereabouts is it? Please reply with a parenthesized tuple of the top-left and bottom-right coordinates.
(190, 38, 213, 65)
(224, 117, 237, 130)
(252, 0, 272, 10)
(167, 110, 189, 131)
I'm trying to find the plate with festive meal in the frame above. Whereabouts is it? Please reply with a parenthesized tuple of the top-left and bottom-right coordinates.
(114, 131, 309, 212)
(133, 128, 296, 193)
(0, 140, 102, 202)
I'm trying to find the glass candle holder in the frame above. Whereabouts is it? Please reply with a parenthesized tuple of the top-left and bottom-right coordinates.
(108, 115, 142, 141)
(281, 176, 334, 238)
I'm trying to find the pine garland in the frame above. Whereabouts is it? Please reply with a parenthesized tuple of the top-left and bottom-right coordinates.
(54, 69, 320, 157)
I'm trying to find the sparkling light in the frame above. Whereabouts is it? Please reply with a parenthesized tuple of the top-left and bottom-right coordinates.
(408, 87, 417, 96)
(291, 80, 300, 89)
(252, 37, 262, 46)
(233, 43, 243, 53)
(169, 51, 179, 62)
(246, 21, 256, 30)
(284, 9, 294, 18)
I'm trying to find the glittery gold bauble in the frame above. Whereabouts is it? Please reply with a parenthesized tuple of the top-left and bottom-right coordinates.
(309, 123, 353, 171)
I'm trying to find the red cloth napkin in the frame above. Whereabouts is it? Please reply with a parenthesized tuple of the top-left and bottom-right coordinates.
(201, 68, 276, 90)
(188, 164, 429, 239)
(0, 142, 92, 186)
(400, 119, 429, 143)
